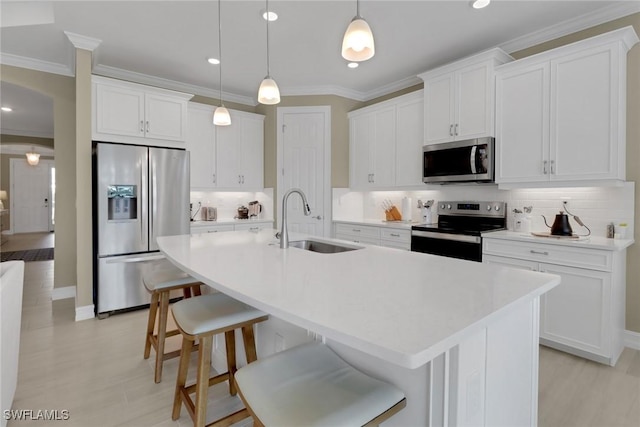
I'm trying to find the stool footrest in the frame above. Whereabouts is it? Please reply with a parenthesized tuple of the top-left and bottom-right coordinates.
(207, 408, 249, 427)
(184, 372, 230, 395)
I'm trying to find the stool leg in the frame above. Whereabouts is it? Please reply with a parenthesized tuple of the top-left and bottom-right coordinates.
(225, 331, 237, 396)
(183, 287, 192, 299)
(195, 335, 213, 427)
(192, 285, 202, 296)
(155, 290, 170, 383)
(144, 291, 159, 360)
(241, 325, 258, 364)
(172, 337, 194, 421)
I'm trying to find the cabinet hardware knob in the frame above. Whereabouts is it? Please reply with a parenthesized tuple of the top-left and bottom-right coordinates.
(352, 229, 361, 232)
(390, 233, 400, 237)
(312, 215, 323, 220)
(146, 121, 150, 133)
(550, 160, 555, 174)
(530, 250, 549, 255)
(449, 124, 453, 136)
(140, 120, 144, 132)
(543, 160, 548, 175)
(454, 123, 458, 136)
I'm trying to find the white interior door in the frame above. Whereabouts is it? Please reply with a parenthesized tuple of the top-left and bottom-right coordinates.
(277, 106, 330, 237)
(10, 158, 53, 233)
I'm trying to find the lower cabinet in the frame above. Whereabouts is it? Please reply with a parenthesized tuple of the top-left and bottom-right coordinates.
(483, 237, 625, 366)
(191, 221, 273, 234)
(333, 222, 410, 251)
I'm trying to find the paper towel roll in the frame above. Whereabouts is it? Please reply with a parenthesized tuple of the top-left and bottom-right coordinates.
(401, 197, 412, 222)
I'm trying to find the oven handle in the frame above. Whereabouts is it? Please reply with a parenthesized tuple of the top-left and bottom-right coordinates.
(470, 145, 477, 175)
(411, 230, 481, 244)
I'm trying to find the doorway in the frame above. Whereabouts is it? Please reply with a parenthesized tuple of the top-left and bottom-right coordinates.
(10, 158, 55, 233)
(277, 106, 331, 237)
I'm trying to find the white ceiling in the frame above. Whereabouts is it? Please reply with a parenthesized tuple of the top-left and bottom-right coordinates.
(1, 1, 639, 138)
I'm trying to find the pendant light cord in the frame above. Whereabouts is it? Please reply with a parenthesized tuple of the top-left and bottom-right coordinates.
(356, 0, 361, 19)
(266, 0, 271, 76)
(218, 0, 223, 105)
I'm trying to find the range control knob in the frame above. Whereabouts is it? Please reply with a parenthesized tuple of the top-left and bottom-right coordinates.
(486, 205, 492, 211)
(494, 205, 501, 211)
(440, 204, 445, 210)
(447, 204, 452, 210)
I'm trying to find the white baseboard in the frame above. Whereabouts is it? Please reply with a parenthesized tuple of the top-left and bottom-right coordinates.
(624, 330, 640, 350)
(75, 304, 95, 321)
(51, 286, 76, 301)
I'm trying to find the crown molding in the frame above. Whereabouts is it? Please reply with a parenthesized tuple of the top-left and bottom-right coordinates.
(0, 143, 54, 156)
(0, 128, 54, 139)
(361, 75, 423, 101)
(92, 64, 257, 106)
(64, 31, 102, 52)
(0, 52, 73, 77)
(499, 2, 640, 54)
(281, 85, 366, 102)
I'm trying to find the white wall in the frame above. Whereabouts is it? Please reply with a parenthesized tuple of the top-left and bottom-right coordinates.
(190, 188, 274, 221)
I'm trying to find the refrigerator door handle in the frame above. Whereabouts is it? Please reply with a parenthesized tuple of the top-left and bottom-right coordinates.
(105, 254, 166, 264)
(140, 166, 147, 248)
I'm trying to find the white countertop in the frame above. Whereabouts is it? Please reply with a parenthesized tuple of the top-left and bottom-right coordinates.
(333, 219, 421, 230)
(158, 229, 559, 369)
(190, 219, 274, 227)
(483, 230, 634, 251)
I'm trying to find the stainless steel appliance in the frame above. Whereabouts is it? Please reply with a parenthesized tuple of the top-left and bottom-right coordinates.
(411, 201, 506, 262)
(93, 142, 190, 317)
(422, 137, 494, 184)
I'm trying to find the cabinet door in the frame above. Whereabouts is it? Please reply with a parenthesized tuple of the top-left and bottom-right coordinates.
(215, 121, 242, 188)
(395, 98, 424, 186)
(95, 83, 145, 137)
(424, 73, 455, 144)
(371, 106, 396, 187)
(349, 114, 375, 189)
(483, 255, 538, 271)
(186, 105, 216, 188)
(456, 62, 492, 140)
(538, 263, 611, 357)
(239, 116, 264, 189)
(144, 93, 188, 141)
(495, 63, 550, 183)
(550, 44, 620, 181)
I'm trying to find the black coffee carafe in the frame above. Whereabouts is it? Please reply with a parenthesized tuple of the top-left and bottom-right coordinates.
(542, 211, 573, 236)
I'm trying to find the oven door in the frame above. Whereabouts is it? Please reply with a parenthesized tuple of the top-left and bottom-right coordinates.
(411, 230, 482, 262)
(422, 137, 494, 183)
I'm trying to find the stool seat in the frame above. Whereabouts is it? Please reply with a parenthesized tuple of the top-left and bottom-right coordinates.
(235, 341, 406, 426)
(143, 266, 196, 292)
(172, 293, 267, 336)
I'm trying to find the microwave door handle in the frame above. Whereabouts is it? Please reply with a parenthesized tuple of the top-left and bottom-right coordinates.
(470, 145, 477, 174)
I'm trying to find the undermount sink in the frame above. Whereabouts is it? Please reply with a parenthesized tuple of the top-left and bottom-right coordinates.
(289, 239, 361, 254)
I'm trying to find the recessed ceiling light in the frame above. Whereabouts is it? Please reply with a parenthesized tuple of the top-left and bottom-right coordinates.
(207, 57, 220, 65)
(471, 0, 491, 9)
(347, 62, 359, 69)
(1, 107, 12, 112)
(262, 10, 278, 21)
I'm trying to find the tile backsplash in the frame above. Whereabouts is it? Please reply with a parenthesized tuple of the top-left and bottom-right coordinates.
(190, 188, 274, 221)
(333, 182, 635, 238)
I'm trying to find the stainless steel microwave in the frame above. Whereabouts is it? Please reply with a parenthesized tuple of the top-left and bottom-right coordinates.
(422, 137, 495, 184)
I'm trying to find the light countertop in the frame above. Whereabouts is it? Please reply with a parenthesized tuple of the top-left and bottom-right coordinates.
(190, 219, 274, 227)
(158, 229, 558, 369)
(333, 219, 422, 230)
(483, 230, 634, 251)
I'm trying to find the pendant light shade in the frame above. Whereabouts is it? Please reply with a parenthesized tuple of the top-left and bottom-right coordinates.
(213, 106, 231, 126)
(214, 0, 231, 126)
(258, 0, 280, 105)
(258, 76, 280, 105)
(342, 0, 375, 62)
(26, 149, 40, 166)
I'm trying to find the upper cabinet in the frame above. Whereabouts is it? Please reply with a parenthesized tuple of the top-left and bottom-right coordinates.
(186, 102, 264, 191)
(418, 48, 512, 145)
(92, 76, 192, 146)
(349, 90, 424, 190)
(495, 27, 639, 188)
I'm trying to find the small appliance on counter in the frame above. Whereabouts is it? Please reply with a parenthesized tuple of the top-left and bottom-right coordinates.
(235, 205, 249, 220)
(248, 201, 263, 218)
(418, 199, 434, 224)
(537, 202, 591, 238)
(201, 207, 217, 221)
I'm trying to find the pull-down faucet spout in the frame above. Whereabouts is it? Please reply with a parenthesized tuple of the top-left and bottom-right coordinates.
(278, 188, 311, 249)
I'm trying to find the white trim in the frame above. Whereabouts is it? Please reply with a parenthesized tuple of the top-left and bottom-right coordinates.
(499, 2, 640, 54)
(64, 31, 102, 52)
(51, 286, 76, 301)
(276, 106, 332, 238)
(361, 75, 424, 101)
(624, 330, 640, 351)
(281, 85, 366, 102)
(75, 305, 95, 322)
(0, 52, 74, 77)
(0, 128, 54, 139)
(0, 144, 54, 156)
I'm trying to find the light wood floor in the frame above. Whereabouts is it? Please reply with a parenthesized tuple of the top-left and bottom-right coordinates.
(6, 234, 640, 426)
(1, 231, 54, 252)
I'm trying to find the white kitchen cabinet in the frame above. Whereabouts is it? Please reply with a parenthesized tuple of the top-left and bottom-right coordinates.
(191, 224, 234, 234)
(233, 221, 272, 232)
(333, 222, 411, 250)
(93, 76, 191, 145)
(186, 103, 216, 188)
(349, 90, 423, 190)
(495, 27, 638, 187)
(191, 221, 272, 235)
(418, 49, 512, 145)
(483, 235, 627, 366)
(216, 110, 264, 190)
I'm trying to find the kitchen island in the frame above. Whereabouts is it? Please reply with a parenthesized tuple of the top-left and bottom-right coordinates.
(158, 229, 559, 426)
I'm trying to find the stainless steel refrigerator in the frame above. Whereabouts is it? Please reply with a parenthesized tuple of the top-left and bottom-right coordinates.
(93, 142, 189, 317)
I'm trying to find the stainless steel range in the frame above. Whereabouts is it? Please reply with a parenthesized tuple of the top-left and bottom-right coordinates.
(411, 201, 506, 262)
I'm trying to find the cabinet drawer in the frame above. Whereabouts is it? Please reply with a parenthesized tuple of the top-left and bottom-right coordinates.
(380, 228, 410, 242)
(335, 223, 381, 239)
(234, 222, 271, 232)
(192, 224, 234, 234)
(483, 238, 611, 271)
(335, 233, 379, 246)
(380, 239, 410, 251)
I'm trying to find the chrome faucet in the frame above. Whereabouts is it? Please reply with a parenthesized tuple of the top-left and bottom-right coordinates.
(277, 188, 311, 249)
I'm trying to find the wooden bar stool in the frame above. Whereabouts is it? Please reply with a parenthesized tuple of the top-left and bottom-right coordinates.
(234, 341, 407, 426)
(171, 293, 268, 427)
(143, 264, 202, 383)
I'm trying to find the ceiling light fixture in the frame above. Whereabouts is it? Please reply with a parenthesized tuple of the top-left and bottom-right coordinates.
(207, 57, 220, 65)
(26, 148, 40, 166)
(341, 0, 375, 62)
(258, 0, 280, 105)
(1, 107, 12, 112)
(472, 0, 491, 9)
(213, 0, 231, 126)
(262, 10, 278, 21)
(347, 62, 359, 69)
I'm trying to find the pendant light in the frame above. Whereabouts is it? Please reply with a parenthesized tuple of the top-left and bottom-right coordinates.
(257, 0, 280, 105)
(26, 147, 40, 166)
(341, 0, 375, 62)
(213, 0, 231, 126)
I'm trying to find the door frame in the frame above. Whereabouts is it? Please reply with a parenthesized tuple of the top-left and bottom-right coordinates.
(10, 158, 55, 233)
(276, 106, 331, 237)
